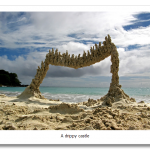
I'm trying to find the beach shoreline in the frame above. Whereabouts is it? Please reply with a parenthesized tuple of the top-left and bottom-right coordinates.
(0, 94, 150, 130)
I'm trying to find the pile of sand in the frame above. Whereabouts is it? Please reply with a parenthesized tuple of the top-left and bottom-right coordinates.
(48, 103, 84, 114)
(0, 94, 150, 130)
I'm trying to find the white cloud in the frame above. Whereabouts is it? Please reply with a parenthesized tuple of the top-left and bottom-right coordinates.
(112, 26, 150, 47)
(57, 41, 91, 55)
(118, 47, 150, 76)
(0, 12, 141, 49)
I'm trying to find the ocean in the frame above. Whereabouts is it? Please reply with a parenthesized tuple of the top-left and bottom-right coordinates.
(0, 86, 150, 103)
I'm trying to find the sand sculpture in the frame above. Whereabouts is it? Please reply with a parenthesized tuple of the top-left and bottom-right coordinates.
(18, 35, 135, 105)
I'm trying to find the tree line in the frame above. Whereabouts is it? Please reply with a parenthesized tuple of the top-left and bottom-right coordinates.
(0, 70, 26, 87)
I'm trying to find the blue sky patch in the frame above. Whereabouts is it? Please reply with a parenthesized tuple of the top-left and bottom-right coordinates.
(0, 47, 30, 60)
(32, 36, 41, 40)
(125, 44, 142, 51)
(76, 40, 98, 45)
(123, 12, 150, 31)
(33, 42, 46, 45)
(67, 33, 80, 39)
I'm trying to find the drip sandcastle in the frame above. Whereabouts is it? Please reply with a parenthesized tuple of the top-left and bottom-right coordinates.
(18, 35, 135, 105)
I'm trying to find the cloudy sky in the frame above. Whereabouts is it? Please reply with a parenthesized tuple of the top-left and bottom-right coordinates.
(1, 10, 150, 87)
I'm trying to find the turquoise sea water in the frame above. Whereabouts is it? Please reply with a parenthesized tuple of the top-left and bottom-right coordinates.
(0, 87, 150, 103)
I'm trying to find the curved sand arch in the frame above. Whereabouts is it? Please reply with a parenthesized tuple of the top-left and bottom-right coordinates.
(18, 35, 135, 105)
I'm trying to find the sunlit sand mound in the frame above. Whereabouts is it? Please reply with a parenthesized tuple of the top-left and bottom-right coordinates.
(17, 86, 45, 99)
(48, 103, 84, 114)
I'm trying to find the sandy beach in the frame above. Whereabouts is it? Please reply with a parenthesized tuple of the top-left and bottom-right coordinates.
(0, 93, 150, 130)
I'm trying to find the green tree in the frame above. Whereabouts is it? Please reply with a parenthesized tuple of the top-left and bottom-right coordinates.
(0, 70, 21, 86)
(0, 70, 9, 75)
(0, 74, 11, 85)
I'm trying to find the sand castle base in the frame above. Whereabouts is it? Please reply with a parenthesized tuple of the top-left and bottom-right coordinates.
(17, 86, 45, 99)
(100, 85, 136, 106)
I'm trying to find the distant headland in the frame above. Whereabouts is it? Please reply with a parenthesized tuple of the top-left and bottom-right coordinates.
(0, 70, 28, 87)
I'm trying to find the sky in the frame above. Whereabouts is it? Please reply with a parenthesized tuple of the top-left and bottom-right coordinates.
(1, 11, 150, 87)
